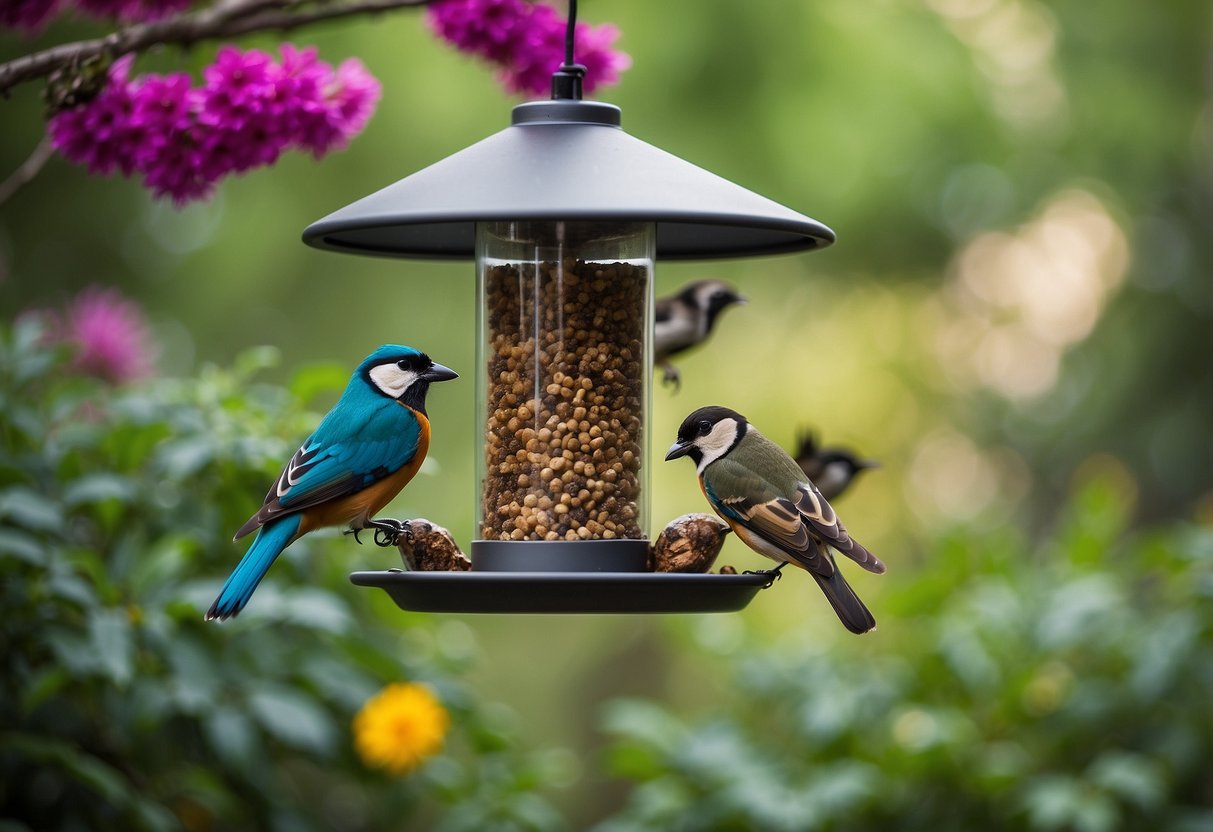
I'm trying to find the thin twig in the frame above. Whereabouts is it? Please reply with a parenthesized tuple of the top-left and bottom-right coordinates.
(0, 136, 55, 207)
(0, 0, 432, 96)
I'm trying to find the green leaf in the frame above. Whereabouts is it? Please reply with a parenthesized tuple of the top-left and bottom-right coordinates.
(233, 346, 281, 380)
(0, 732, 127, 805)
(63, 473, 138, 507)
(0, 487, 64, 534)
(21, 667, 70, 713)
(205, 707, 259, 768)
(290, 362, 348, 407)
(89, 608, 134, 687)
(47, 565, 99, 608)
(248, 687, 337, 757)
(601, 699, 687, 754)
(1088, 752, 1165, 812)
(154, 436, 215, 479)
(281, 588, 353, 634)
(47, 628, 100, 675)
(0, 527, 45, 564)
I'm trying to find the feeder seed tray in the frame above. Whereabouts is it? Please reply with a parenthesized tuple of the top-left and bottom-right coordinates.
(350, 570, 774, 615)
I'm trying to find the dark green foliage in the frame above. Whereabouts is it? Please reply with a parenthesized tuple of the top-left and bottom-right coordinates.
(0, 321, 564, 832)
(598, 488, 1213, 831)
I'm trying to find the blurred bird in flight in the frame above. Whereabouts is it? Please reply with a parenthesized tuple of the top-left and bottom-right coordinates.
(654, 279, 745, 391)
(793, 429, 879, 501)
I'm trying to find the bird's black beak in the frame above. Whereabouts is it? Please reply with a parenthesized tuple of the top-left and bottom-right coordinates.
(665, 439, 693, 461)
(422, 363, 459, 383)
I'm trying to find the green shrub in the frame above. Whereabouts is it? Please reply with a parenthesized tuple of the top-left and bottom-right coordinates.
(598, 480, 1213, 832)
(0, 320, 564, 832)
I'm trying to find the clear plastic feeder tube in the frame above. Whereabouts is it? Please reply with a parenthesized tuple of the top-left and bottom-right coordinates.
(474, 220, 654, 570)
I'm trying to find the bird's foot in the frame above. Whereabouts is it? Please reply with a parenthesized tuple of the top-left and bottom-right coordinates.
(344, 527, 366, 544)
(659, 363, 681, 393)
(368, 518, 411, 548)
(743, 563, 785, 586)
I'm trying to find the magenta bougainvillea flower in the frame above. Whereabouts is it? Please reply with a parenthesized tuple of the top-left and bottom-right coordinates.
(74, 0, 188, 22)
(0, 0, 66, 32)
(46, 56, 142, 176)
(1, 0, 184, 30)
(427, 0, 630, 96)
(48, 45, 381, 204)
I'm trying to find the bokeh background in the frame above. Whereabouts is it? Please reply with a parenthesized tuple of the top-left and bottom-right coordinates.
(2, 0, 1211, 829)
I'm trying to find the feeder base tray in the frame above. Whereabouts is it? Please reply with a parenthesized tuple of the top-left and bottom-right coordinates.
(349, 570, 774, 614)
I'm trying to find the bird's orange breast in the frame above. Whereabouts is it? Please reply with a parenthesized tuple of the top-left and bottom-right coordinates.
(299, 407, 431, 534)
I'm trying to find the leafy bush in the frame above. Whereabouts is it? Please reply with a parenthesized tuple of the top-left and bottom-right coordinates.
(0, 321, 563, 832)
(598, 479, 1213, 832)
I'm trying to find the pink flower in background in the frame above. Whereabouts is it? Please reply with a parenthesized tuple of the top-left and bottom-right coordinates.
(427, 0, 530, 64)
(2, 0, 185, 31)
(48, 45, 381, 205)
(572, 21, 630, 93)
(30, 286, 156, 383)
(427, 0, 629, 96)
(0, 0, 65, 32)
(75, 0, 188, 22)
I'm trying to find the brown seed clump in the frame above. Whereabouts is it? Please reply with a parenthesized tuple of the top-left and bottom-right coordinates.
(649, 513, 731, 573)
(481, 257, 646, 543)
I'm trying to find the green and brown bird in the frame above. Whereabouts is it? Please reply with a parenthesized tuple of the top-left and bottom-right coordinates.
(665, 406, 886, 633)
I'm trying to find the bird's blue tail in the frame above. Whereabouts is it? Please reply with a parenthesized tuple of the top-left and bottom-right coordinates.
(206, 514, 301, 621)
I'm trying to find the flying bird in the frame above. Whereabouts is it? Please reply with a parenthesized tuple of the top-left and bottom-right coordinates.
(654, 280, 745, 391)
(206, 345, 458, 620)
(793, 430, 879, 501)
(665, 406, 885, 634)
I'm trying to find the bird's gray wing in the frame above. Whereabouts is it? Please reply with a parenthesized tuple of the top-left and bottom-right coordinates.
(707, 458, 835, 577)
(791, 480, 886, 574)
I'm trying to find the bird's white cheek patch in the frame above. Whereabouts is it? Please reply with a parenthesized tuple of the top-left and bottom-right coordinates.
(369, 364, 417, 398)
(696, 420, 740, 472)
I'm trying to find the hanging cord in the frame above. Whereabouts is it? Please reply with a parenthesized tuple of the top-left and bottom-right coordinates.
(565, 0, 577, 66)
(551, 0, 586, 100)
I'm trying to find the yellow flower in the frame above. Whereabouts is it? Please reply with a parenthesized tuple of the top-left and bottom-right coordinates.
(352, 682, 449, 775)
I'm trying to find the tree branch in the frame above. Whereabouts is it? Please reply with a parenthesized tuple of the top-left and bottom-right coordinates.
(0, 137, 55, 207)
(0, 0, 432, 96)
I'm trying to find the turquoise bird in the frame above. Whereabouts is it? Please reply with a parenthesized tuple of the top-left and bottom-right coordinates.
(665, 406, 885, 634)
(206, 345, 458, 621)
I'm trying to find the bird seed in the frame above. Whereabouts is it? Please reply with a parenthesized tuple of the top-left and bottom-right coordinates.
(481, 257, 646, 542)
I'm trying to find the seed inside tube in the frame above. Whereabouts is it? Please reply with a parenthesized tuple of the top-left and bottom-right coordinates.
(481, 257, 645, 542)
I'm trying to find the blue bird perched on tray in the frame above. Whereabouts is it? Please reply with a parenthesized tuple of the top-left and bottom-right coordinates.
(206, 345, 458, 621)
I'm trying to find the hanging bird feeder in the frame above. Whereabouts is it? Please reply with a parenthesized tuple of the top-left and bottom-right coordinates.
(302, 2, 833, 613)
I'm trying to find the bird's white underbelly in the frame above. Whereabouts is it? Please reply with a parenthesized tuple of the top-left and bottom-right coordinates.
(732, 523, 795, 566)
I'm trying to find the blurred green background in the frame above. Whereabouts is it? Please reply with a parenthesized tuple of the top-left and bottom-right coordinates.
(2, 0, 1211, 829)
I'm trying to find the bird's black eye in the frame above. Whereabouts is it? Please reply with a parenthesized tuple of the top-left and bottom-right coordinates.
(396, 359, 409, 370)
(697, 420, 712, 435)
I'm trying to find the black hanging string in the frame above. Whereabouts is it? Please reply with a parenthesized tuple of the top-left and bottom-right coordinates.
(551, 0, 586, 100)
(565, 0, 577, 66)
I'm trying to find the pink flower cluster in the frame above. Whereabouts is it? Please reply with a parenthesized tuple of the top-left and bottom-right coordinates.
(48, 46, 381, 204)
(427, 0, 630, 96)
(1, 0, 187, 31)
(28, 285, 156, 384)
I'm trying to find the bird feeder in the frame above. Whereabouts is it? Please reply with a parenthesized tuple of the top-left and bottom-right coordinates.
(302, 8, 834, 613)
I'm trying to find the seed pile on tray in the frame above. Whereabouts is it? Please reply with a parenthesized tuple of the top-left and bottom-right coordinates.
(482, 257, 646, 542)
